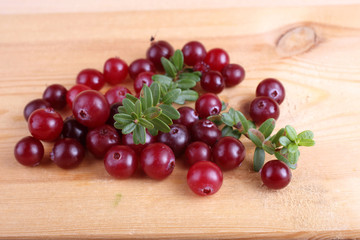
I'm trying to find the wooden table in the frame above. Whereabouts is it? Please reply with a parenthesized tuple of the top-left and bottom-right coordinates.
(1, 1, 360, 239)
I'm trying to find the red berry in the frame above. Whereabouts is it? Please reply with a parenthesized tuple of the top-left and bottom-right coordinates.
(61, 116, 88, 146)
(107, 102, 123, 126)
(204, 48, 229, 72)
(66, 84, 91, 109)
(72, 90, 110, 128)
(182, 41, 207, 66)
(261, 160, 292, 189)
(212, 137, 246, 170)
(256, 78, 285, 104)
(195, 93, 222, 119)
(23, 98, 51, 121)
(50, 138, 85, 169)
(249, 96, 280, 125)
(140, 143, 175, 180)
(187, 161, 223, 196)
(42, 84, 67, 110)
(193, 61, 210, 74)
(14, 136, 44, 167)
(76, 69, 105, 90)
(104, 145, 138, 179)
(128, 59, 156, 79)
(191, 119, 221, 146)
(200, 71, 224, 93)
(86, 124, 120, 159)
(28, 108, 63, 142)
(103, 57, 128, 85)
(157, 124, 190, 157)
(185, 141, 212, 166)
(146, 40, 174, 71)
(134, 72, 154, 94)
(173, 106, 199, 130)
(104, 86, 131, 105)
(222, 64, 245, 87)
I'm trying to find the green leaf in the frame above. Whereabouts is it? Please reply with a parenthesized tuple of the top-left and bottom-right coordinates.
(258, 118, 276, 138)
(270, 128, 285, 145)
(148, 127, 158, 136)
(161, 57, 177, 78)
(117, 106, 126, 114)
(150, 118, 171, 133)
(176, 79, 196, 89)
(288, 143, 298, 153)
(221, 101, 227, 111)
(248, 128, 265, 148)
(207, 115, 222, 126)
(141, 85, 153, 109)
(170, 49, 184, 71)
(236, 111, 249, 133)
(135, 100, 142, 118)
(125, 93, 138, 103)
(133, 124, 146, 144)
(143, 107, 162, 120)
(113, 113, 133, 124)
(178, 73, 201, 83)
(150, 82, 160, 106)
(175, 90, 199, 103)
(140, 97, 147, 112)
(122, 98, 135, 114)
(262, 140, 276, 154)
(297, 130, 314, 140)
(122, 122, 137, 135)
(162, 89, 181, 105)
(221, 126, 241, 139)
(298, 139, 315, 147)
(275, 151, 297, 169)
(157, 113, 172, 125)
(247, 120, 256, 130)
(221, 113, 234, 126)
(114, 122, 127, 130)
(285, 125, 297, 141)
(288, 149, 300, 165)
(152, 74, 173, 88)
(279, 136, 292, 147)
(253, 147, 265, 172)
(159, 104, 180, 120)
(139, 118, 154, 129)
(228, 108, 236, 118)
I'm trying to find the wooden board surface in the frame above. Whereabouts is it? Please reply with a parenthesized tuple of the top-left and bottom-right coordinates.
(1, 1, 360, 239)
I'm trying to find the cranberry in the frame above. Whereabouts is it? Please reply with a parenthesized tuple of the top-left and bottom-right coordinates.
(61, 117, 88, 146)
(173, 106, 199, 130)
(23, 98, 51, 121)
(103, 57, 128, 85)
(157, 124, 190, 157)
(42, 84, 67, 110)
(204, 48, 229, 72)
(222, 64, 245, 87)
(182, 41, 207, 66)
(185, 141, 211, 166)
(128, 59, 156, 79)
(50, 138, 85, 169)
(187, 161, 223, 196)
(122, 131, 156, 153)
(14, 136, 44, 167)
(200, 71, 224, 93)
(249, 96, 280, 125)
(191, 119, 221, 146)
(195, 93, 222, 119)
(193, 61, 210, 74)
(140, 143, 175, 180)
(76, 69, 105, 90)
(72, 90, 110, 128)
(134, 72, 154, 94)
(146, 40, 174, 71)
(28, 108, 63, 142)
(66, 84, 91, 109)
(212, 137, 246, 170)
(256, 78, 285, 104)
(104, 145, 138, 179)
(86, 124, 120, 159)
(107, 102, 123, 126)
(105, 86, 131, 105)
(261, 160, 292, 189)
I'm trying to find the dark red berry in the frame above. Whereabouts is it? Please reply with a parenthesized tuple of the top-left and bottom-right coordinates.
(222, 64, 245, 87)
(14, 136, 44, 167)
(105, 86, 131, 105)
(61, 116, 88, 146)
(187, 161, 223, 196)
(261, 160, 292, 189)
(185, 141, 211, 166)
(134, 72, 154, 94)
(146, 40, 174, 71)
(256, 78, 285, 104)
(193, 61, 210, 74)
(66, 84, 91, 109)
(42, 84, 68, 110)
(50, 138, 85, 169)
(204, 48, 229, 72)
(72, 90, 110, 128)
(195, 93, 222, 119)
(122, 131, 156, 153)
(76, 69, 105, 90)
(103, 57, 128, 85)
(249, 96, 280, 125)
(157, 124, 190, 157)
(140, 143, 175, 180)
(86, 124, 120, 159)
(23, 98, 51, 121)
(212, 136, 246, 170)
(173, 106, 199, 130)
(104, 145, 138, 179)
(191, 119, 221, 146)
(28, 108, 63, 142)
(200, 71, 224, 93)
(128, 59, 156, 79)
(107, 102, 122, 126)
(182, 41, 207, 66)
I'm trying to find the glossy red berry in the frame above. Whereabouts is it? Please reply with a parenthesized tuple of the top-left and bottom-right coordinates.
(200, 71, 224, 93)
(61, 117, 88, 146)
(157, 124, 190, 157)
(182, 41, 207, 66)
(14, 136, 44, 167)
(204, 48, 229, 72)
(185, 141, 212, 166)
(191, 119, 221, 146)
(86, 124, 120, 159)
(261, 160, 292, 189)
(103, 57, 128, 85)
(173, 106, 199, 130)
(72, 90, 110, 128)
(222, 64, 245, 87)
(66, 84, 91, 109)
(212, 137, 246, 170)
(134, 72, 154, 94)
(104, 145, 138, 179)
(128, 59, 156, 79)
(42, 84, 67, 110)
(122, 131, 157, 153)
(195, 93, 222, 119)
(249, 96, 280, 125)
(256, 78, 285, 104)
(187, 161, 223, 196)
(23, 98, 51, 121)
(76, 68, 105, 90)
(193, 61, 210, 74)
(50, 138, 85, 169)
(28, 108, 63, 142)
(146, 40, 174, 71)
(140, 143, 175, 180)
(105, 86, 131, 105)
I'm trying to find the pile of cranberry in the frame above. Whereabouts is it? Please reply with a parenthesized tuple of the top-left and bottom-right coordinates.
(14, 40, 288, 196)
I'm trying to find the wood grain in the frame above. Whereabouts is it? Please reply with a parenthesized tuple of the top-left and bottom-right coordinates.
(1, 2, 360, 239)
